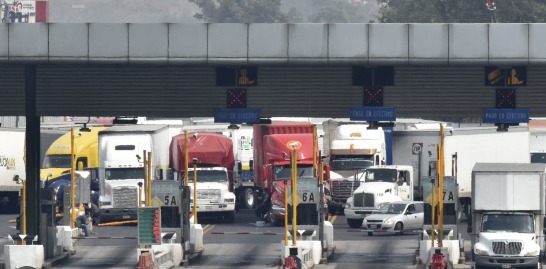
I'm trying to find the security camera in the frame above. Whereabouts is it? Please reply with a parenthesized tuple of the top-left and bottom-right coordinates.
(12, 175, 19, 182)
(136, 154, 141, 161)
(192, 158, 198, 165)
(137, 182, 143, 188)
(193, 133, 198, 139)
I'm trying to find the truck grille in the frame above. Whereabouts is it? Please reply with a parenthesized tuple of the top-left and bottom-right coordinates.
(364, 193, 374, 207)
(197, 189, 221, 200)
(331, 180, 360, 198)
(113, 187, 138, 208)
(492, 241, 522, 255)
(354, 193, 363, 207)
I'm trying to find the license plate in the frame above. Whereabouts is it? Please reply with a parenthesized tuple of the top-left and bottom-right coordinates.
(501, 264, 511, 269)
(122, 215, 130, 219)
(205, 206, 212, 211)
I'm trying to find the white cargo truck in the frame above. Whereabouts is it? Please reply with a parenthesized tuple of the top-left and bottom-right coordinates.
(469, 163, 545, 269)
(323, 120, 386, 214)
(344, 165, 414, 228)
(0, 128, 25, 214)
(392, 126, 530, 220)
(97, 125, 181, 224)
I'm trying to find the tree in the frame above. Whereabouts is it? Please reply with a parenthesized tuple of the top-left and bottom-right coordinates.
(378, 0, 546, 23)
(308, 0, 379, 23)
(189, 0, 286, 23)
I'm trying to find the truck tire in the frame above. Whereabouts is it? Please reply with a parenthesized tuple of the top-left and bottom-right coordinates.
(347, 219, 363, 229)
(243, 188, 256, 210)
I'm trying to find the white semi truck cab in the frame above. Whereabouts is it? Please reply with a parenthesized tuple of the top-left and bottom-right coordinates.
(186, 167, 236, 222)
(327, 125, 386, 213)
(344, 165, 414, 228)
(469, 163, 545, 269)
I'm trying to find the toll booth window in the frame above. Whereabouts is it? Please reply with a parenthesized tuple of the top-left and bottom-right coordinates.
(161, 206, 181, 228)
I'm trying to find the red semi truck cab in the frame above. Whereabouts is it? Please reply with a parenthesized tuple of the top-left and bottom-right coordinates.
(253, 122, 328, 225)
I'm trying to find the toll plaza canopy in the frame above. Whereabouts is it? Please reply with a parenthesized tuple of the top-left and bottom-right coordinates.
(1, 23, 546, 121)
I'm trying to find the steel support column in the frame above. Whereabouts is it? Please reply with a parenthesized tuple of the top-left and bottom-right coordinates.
(24, 65, 40, 237)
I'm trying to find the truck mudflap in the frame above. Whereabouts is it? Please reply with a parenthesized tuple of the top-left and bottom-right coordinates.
(96, 208, 138, 224)
(474, 255, 539, 268)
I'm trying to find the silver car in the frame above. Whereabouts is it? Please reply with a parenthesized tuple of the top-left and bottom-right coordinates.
(363, 201, 424, 236)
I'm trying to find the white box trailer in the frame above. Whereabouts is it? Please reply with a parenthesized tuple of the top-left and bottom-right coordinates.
(470, 163, 545, 269)
(392, 126, 530, 219)
(0, 128, 25, 214)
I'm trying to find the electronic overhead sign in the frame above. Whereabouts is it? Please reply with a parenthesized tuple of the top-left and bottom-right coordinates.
(483, 108, 529, 124)
(350, 106, 396, 122)
(214, 108, 260, 124)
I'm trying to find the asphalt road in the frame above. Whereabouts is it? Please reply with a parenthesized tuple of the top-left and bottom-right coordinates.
(0, 211, 472, 269)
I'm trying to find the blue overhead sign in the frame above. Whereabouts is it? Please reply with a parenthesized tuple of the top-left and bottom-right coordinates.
(350, 107, 396, 122)
(483, 108, 529, 124)
(214, 108, 260, 124)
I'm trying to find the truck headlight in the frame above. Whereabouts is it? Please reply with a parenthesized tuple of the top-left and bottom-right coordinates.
(524, 249, 540, 256)
(384, 217, 395, 225)
(474, 247, 488, 255)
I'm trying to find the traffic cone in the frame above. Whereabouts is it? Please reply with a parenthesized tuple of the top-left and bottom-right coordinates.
(136, 252, 154, 269)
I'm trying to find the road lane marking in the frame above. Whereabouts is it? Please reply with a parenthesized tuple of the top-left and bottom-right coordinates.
(203, 224, 216, 234)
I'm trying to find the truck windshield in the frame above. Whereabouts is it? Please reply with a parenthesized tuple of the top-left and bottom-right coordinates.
(187, 170, 228, 183)
(105, 168, 144, 180)
(275, 165, 313, 181)
(482, 214, 534, 233)
(42, 154, 71, 168)
(375, 203, 406, 214)
(364, 168, 397, 183)
(330, 155, 374, 170)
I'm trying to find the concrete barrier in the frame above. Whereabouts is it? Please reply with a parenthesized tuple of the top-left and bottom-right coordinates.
(190, 224, 203, 253)
(4, 245, 44, 269)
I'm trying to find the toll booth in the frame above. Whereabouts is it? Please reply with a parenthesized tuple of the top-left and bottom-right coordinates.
(284, 176, 329, 266)
(40, 188, 57, 259)
(419, 176, 462, 265)
(137, 180, 191, 266)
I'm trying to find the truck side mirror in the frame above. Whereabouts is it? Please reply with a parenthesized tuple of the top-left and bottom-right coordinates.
(77, 161, 84, 171)
(249, 160, 254, 171)
(237, 162, 242, 175)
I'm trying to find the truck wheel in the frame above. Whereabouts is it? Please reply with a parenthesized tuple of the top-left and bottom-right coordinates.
(347, 219, 363, 229)
(243, 188, 256, 210)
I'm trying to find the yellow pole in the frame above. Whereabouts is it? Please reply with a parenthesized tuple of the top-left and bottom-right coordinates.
(70, 128, 76, 229)
(291, 148, 297, 246)
(284, 182, 289, 246)
(184, 131, 189, 187)
(438, 124, 444, 247)
(313, 126, 317, 177)
(22, 180, 26, 235)
(147, 151, 152, 207)
(143, 150, 147, 206)
(193, 163, 198, 224)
